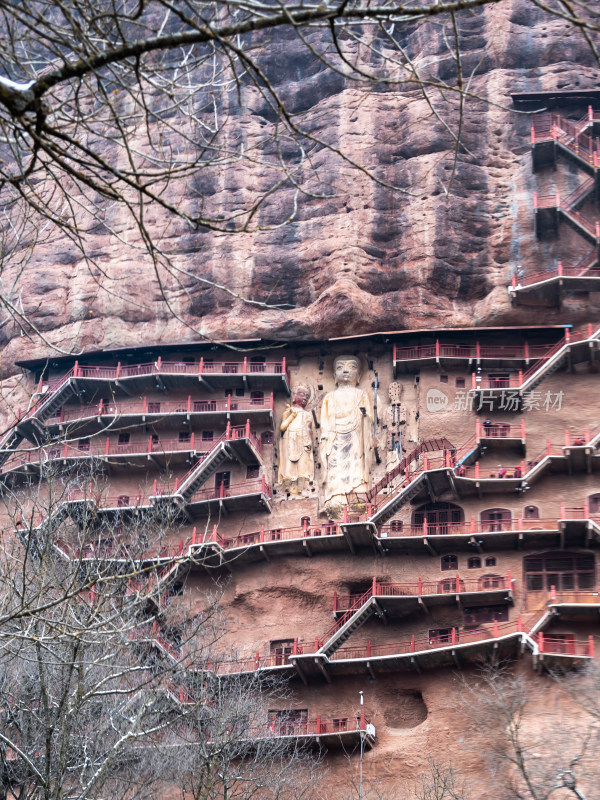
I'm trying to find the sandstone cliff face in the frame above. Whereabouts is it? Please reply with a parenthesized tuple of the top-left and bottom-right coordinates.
(0, 0, 598, 380)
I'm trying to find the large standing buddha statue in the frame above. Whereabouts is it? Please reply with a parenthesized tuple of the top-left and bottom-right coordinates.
(319, 355, 374, 516)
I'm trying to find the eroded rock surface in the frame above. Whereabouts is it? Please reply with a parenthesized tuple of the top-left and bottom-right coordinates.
(1, 0, 598, 383)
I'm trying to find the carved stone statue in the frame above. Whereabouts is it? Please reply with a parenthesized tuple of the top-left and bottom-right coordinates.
(319, 356, 373, 516)
(278, 384, 314, 494)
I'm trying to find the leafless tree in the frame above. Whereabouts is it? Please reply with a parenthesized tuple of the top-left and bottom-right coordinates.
(461, 662, 598, 800)
(0, 460, 317, 800)
(0, 0, 598, 346)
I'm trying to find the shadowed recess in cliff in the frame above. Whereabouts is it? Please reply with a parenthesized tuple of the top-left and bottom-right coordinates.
(382, 690, 428, 729)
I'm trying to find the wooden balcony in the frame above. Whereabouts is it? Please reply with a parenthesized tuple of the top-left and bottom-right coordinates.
(392, 341, 558, 374)
(43, 394, 275, 433)
(332, 575, 513, 621)
(182, 476, 272, 517)
(535, 632, 594, 669)
(37, 358, 290, 399)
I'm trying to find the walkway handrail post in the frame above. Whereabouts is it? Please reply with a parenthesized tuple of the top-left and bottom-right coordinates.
(417, 577, 422, 596)
(451, 627, 456, 645)
(470, 516, 476, 533)
(589, 636, 595, 658)
(260, 524, 265, 542)
(455, 574, 460, 593)
(316, 714, 322, 735)
(372, 576, 377, 595)
(475, 461, 480, 479)
(551, 584, 557, 601)
(493, 619, 499, 638)
(422, 517, 427, 537)
(539, 631, 544, 653)
(411, 634, 415, 652)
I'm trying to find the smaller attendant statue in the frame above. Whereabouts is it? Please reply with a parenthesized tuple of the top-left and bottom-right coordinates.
(383, 382, 406, 470)
(278, 384, 314, 494)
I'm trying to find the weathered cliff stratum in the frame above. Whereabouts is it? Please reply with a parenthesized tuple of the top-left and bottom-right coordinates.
(1, 0, 599, 380)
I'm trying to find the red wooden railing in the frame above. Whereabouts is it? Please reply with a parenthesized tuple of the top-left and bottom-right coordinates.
(209, 522, 342, 550)
(367, 438, 454, 502)
(378, 517, 561, 539)
(334, 574, 511, 612)
(0, 438, 210, 474)
(330, 619, 520, 661)
(28, 359, 288, 422)
(45, 393, 274, 425)
(318, 574, 511, 649)
(393, 342, 555, 363)
(512, 252, 600, 290)
(187, 476, 272, 505)
(211, 587, 599, 676)
(537, 633, 594, 657)
(1, 422, 262, 478)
